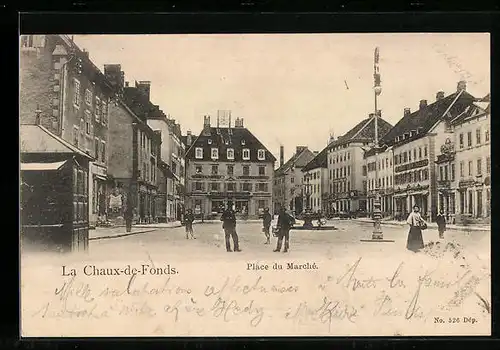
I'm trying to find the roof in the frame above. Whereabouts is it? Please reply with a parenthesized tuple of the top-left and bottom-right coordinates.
(328, 117, 393, 150)
(382, 90, 476, 147)
(185, 127, 276, 163)
(451, 100, 490, 126)
(20, 124, 93, 159)
(21, 160, 68, 171)
(275, 147, 316, 175)
(302, 147, 328, 172)
(363, 144, 389, 159)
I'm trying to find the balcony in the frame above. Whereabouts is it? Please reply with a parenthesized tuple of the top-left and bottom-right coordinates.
(237, 175, 270, 180)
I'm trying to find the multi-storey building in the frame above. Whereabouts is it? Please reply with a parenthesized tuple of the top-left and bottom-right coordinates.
(381, 82, 476, 222)
(185, 116, 276, 219)
(451, 95, 490, 223)
(273, 146, 316, 215)
(326, 114, 393, 215)
(20, 34, 114, 228)
(363, 145, 394, 217)
(302, 149, 328, 213)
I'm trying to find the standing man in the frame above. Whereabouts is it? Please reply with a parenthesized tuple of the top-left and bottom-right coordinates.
(124, 194, 133, 233)
(221, 205, 241, 252)
(436, 209, 446, 239)
(184, 208, 196, 239)
(274, 208, 295, 253)
(262, 207, 272, 244)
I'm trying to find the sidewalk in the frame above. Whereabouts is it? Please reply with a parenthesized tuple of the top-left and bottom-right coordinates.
(352, 217, 490, 232)
(89, 226, 159, 240)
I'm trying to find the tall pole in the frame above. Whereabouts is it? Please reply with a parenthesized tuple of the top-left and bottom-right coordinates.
(371, 47, 383, 239)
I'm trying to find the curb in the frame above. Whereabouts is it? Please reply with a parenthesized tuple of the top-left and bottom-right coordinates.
(352, 219, 490, 232)
(89, 229, 158, 241)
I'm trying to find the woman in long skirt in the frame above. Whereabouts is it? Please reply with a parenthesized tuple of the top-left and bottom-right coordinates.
(406, 205, 425, 252)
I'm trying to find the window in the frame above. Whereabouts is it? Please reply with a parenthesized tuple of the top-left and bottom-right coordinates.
(195, 147, 203, 159)
(227, 148, 234, 160)
(85, 110, 91, 135)
(419, 147, 422, 159)
(242, 183, 252, 191)
(348, 166, 351, 176)
(72, 126, 79, 147)
(460, 161, 464, 177)
(467, 132, 472, 147)
(242, 148, 250, 160)
(101, 141, 106, 164)
(476, 128, 481, 145)
(211, 165, 218, 175)
(408, 150, 412, 162)
(485, 128, 490, 142)
(439, 166, 444, 181)
(102, 101, 108, 125)
(196, 165, 202, 174)
(195, 182, 203, 191)
(94, 137, 99, 161)
(413, 149, 417, 160)
(211, 148, 219, 160)
(73, 79, 81, 107)
(487, 157, 491, 174)
(259, 166, 265, 175)
(227, 182, 235, 191)
(210, 182, 219, 191)
(95, 97, 102, 123)
(258, 149, 265, 160)
(243, 165, 250, 176)
(459, 133, 464, 148)
(291, 177, 294, 183)
(444, 165, 448, 181)
(424, 146, 428, 157)
(227, 165, 234, 176)
(477, 159, 482, 175)
(257, 183, 268, 192)
(85, 89, 92, 106)
(451, 163, 455, 181)
(468, 161, 473, 176)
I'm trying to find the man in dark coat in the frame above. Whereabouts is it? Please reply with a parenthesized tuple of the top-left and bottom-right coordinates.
(221, 206, 241, 252)
(184, 209, 196, 239)
(262, 207, 272, 244)
(274, 208, 295, 253)
(124, 195, 133, 233)
(436, 209, 446, 239)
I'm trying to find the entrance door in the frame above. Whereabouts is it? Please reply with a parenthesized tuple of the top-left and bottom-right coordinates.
(477, 190, 483, 218)
(468, 191, 473, 214)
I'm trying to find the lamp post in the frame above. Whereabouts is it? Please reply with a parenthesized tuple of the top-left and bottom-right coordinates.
(361, 47, 394, 243)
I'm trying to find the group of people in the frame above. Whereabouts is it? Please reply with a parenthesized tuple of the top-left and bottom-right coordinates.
(406, 205, 447, 253)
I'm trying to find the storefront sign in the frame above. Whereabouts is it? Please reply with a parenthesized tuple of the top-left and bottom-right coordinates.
(395, 159, 429, 173)
(91, 163, 107, 177)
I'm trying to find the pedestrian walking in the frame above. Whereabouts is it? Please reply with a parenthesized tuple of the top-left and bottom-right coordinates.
(221, 206, 241, 252)
(406, 205, 427, 253)
(184, 208, 196, 239)
(124, 195, 133, 233)
(262, 207, 272, 244)
(274, 208, 295, 253)
(436, 210, 446, 239)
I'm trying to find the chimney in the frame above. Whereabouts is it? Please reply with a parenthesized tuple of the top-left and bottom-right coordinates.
(104, 64, 125, 92)
(136, 81, 151, 101)
(203, 115, 211, 127)
(457, 80, 467, 92)
(369, 113, 375, 119)
(436, 91, 445, 101)
(239, 118, 244, 128)
(186, 130, 192, 146)
(125, 81, 129, 87)
(419, 99, 428, 110)
(280, 145, 284, 167)
(296, 146, 307, 154)
(404, 108, 411, 116)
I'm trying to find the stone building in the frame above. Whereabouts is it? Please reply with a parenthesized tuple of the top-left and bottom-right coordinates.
(273, 146, 316, 215)
(301, 148, 328, 213)
(185, 116, 276, 219)
(363, 145, 394, 218)
(20, 34, 114, 227)
(326, 114, 393, 215)
(381, 82, 476, 222)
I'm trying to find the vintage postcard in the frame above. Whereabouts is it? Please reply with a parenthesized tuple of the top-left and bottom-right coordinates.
(20, 33, 490, 337)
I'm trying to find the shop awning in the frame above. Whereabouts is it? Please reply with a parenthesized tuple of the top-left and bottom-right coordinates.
(21, 160, 68, 171)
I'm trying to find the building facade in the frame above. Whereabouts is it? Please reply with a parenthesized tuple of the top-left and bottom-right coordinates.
(382, 82, 476, 222)
(451, 98, 490, 223)
(273, 146, 316, 215)
(326, 114, 393, 215)
(185, 116, 276, 219)
(20, 34, 115, 228)
(302, 149, 328, 213)
(364, 145, 394, 218)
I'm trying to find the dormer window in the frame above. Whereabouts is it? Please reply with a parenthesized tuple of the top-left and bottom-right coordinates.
(258, 149, 265, 160)
(216, 129, 221, 135)
(211, 148, 219, 160)
(208, 139, 212, 145)
(242, 148, 250, 160)
(241, 139, 246, 146)
(228, 129, 233, 135)
(195, 147, 203, 159)
(227, 148, 234, 160)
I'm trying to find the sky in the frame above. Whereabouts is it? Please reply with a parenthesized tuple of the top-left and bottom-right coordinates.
(73, 33, 490, 163)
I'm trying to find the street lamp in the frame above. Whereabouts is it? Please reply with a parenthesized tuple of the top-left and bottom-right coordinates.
(361, 47, 394, 243)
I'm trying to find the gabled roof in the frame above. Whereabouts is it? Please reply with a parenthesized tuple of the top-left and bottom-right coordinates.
(382, 90, 476, 147)
(451, 99, 490, 126)
(302, 147, 328, 172)
(20, 124, 93, 159)
(328, 117, 393, 149)
(275, 147, 316, 175)
(185, 127, 276, 163)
